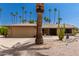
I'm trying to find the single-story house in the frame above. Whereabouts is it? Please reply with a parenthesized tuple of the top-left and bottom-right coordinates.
(42, 24, 77, 35)
(2, 23, 77, 38)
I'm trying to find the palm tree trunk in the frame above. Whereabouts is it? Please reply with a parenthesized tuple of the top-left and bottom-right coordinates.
(49, 12, 50, 24)
(20, 18, 22, 23)
(35, 12, 43, 44)
(54, 12, 56, 24)
(16, 16, 17, 24)
(0, 11, 1, 19)
(58, 10, 60, 24)
(14, 16, 16, 24)
(13, 16, 14, 24)
(22, 10, 24, 23)
(11, 16, 13, 24)
(30, 14, 31, 20)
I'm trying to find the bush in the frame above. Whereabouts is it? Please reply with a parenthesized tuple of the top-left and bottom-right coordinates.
(72, 27, 78, 36)
(29, 20, 35, 23)
(0, 26, 8, 37)
(57, 24, 65, 40)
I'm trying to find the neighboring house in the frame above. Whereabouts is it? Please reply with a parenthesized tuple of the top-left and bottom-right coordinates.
(2, 23, 77, 38)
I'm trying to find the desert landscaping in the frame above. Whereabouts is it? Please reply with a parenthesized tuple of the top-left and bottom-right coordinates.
(0, 3, 79, 56)
(0, 34, 79, 56)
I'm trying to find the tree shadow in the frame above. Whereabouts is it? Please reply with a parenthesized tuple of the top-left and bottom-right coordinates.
(34, 52, 48, 56)
(0, 42, 50, 56)
(53, 39, 61, 42)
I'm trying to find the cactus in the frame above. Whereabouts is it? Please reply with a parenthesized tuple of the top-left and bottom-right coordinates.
(57, 24, 65, 40)
(72, 27, 78, 36)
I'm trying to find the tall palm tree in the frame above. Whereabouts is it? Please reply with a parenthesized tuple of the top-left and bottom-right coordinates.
(10, 12, 15, 24)
(24, 11, 27, 22)
(58, 10, 62, 24)
(54, 8, 57, 24)
(22, 19, 26, 23)
(21, 6, 26, 23)
(35, 3, 44, 44)
(19, 16, 22, 23)
(13, 14, 16, 24)
(10, 12, 13, 24)
(0, 8, 2, 17)
(15, 12, 18, 24)
(48, 8, 52, 24)
(58, 17, 62, 24)
(29, 11, 32, 21)
(0, 8, 2, 24)
(44, 16, 50, 24)
(11, 12, 18, 24)
(10, 12, 13, 37)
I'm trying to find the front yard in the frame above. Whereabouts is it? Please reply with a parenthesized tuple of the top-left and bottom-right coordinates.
(0, 35, 78, 56)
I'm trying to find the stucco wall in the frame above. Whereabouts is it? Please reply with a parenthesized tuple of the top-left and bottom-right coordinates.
(7, 26, 36, 38)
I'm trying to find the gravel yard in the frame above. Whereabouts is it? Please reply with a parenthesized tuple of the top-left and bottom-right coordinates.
(0, 35, 79, 56)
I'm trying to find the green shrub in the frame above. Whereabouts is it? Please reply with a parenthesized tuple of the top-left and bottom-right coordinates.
(29, 20, 35, 23)
(72, 27, 78, 36)
(0, 26, 8, 37)
(57, 24, 65, 40)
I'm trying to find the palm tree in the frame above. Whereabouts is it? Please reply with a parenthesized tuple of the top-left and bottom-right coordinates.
(24, 11, 27, 22)
(35, 3, 44, 44)
(10, 12, 13, 24)
(21, 6, 26, 23)
(58, 10, 62, 24)
(54, 8, 57, 24)
(15, 12, 18, 24)
(11, 12, 18, 24)
(22, 19, 26, 23)
(0, 8, 2, 24)
(58, 17, 62, 24)
(44, 16, 50, 24)
(19, 16, 22, 23)
(48, 8, 52, 24)
(10, 12, 15, 24)
(29, 11, 32, 21)
(0, 8, 2, 17)
(13, 14, 16, 24)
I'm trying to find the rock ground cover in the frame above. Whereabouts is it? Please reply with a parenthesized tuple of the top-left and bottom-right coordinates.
(0, 35, 78, 56)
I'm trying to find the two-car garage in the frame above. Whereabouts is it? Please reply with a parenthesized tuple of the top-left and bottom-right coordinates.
(7, 24, 36, 38)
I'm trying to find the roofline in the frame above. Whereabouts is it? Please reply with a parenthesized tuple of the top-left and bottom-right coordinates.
(0, 24, 77, 28)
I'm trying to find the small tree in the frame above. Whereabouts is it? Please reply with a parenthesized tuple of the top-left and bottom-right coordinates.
(0, 26, 8, 37)
(57, 24, 65, 40)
